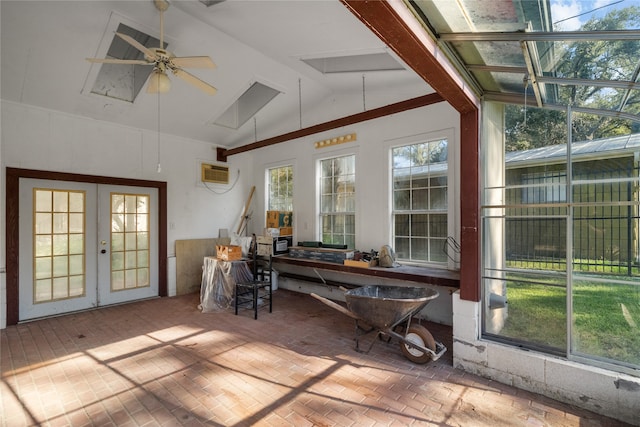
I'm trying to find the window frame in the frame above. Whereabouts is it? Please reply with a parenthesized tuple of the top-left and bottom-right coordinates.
(481, 101, 640, 376)
(316, 152, 356, 249)
(266, 164, 294, 212)
(388, 129, 458, 269)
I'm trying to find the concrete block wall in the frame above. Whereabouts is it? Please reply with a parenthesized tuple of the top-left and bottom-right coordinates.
(452, 291, 640, 426)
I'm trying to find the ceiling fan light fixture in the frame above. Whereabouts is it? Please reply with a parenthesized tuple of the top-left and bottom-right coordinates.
(148, 69, 172, 93)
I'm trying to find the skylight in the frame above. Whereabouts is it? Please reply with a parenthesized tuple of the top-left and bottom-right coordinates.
(302, 52, 405, 74)
(90, 23, 164, 102)
(198, 0, 226, 7)
(214, 82, 281, 129)
(407, 0, 640, 121)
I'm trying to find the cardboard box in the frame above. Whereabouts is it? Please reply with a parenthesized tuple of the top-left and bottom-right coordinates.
(216, 245, 242, 261)
(344, 259, 378, 268)
(279, 211, 292, 227)
(266, 210, 293, 228)
(257, 236, 274, 257)
(266, 211, 279, 228)
(279, 227, 293, 236)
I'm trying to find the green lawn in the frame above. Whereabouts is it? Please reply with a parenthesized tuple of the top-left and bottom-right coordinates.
(500, 279, 640, 366)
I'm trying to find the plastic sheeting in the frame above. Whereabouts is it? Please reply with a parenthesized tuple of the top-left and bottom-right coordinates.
(199, 257, 254, 312)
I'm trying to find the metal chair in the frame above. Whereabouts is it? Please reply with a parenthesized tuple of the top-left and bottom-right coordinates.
(234, 236, 273, 319)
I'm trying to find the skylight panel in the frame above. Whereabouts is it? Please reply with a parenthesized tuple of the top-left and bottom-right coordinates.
(90, 23, 164, 102)
(302, 52, 405, 74)
(214, 82, 281, 129)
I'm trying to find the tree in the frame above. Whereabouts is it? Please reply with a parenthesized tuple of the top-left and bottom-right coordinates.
(505, 6, 640, 151)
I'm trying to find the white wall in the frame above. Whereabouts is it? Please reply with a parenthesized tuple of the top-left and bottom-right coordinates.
(229, 101, 461, 325)
(1, 98, 459, 328)
(0, 100, 251, 326)
(241, 101, 461, 251)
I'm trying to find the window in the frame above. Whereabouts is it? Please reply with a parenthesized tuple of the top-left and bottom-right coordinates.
(267, 165, 293, 211)
(392, 139, 449, 264)
(482, 102, 640, 374)
(319, 155, 355, 248)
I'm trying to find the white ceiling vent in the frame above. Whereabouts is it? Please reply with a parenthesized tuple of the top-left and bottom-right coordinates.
(201, 163, 229, 184)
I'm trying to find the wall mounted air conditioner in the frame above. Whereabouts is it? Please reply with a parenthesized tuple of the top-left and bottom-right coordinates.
(201, 163, 229, 184)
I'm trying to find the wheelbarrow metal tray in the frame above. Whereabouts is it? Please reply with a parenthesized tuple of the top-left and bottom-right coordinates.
(344, 285, 439, 330)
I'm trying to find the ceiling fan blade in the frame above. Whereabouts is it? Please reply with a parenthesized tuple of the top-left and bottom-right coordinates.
(114, 32, 157, 61)
(86, 58, 151, 65)
(171, 56, 216, 69)
(173, 68, 217, 95)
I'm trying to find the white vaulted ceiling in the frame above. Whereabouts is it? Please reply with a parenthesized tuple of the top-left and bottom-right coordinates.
(0, 0, 433, 148)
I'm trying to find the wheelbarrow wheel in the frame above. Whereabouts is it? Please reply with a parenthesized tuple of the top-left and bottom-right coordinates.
(400, 324, 436, 364)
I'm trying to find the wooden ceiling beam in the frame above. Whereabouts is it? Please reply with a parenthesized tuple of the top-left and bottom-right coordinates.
(341, 0, 478, 114)
(217, 92, 444, 162)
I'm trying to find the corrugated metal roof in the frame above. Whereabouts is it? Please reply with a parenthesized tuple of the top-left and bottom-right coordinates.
(505, 133, 640, 166)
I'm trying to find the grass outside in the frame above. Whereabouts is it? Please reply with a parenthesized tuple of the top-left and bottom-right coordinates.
(500, 277, 640, 366)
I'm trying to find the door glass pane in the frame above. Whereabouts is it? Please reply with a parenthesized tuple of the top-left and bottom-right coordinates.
(111, 193, 150, 291)
(137, 232, 149, 250)
(32, 189, 86, 303)
(35, 213, 52, 234)
(69, 234, 84, 254)
(69, 255, 83, 275)
(69, 213, 83, 233)
(53, 277, 68, 299)
(53, 235, 68, 255)
(53, 192, 68, 212)
(53, 256, 68, 276)
(112, 233, 124, 251)
(35, 258, 51, 280)
(69, 276, 84, 297)
(53, 213, 68, 233)
(35, 279, 52, 301)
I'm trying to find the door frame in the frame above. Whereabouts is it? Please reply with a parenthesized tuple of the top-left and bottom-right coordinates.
(6, 167, 168, 325)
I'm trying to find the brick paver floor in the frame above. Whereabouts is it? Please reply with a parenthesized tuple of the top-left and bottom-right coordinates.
(1, 289, 632, 426)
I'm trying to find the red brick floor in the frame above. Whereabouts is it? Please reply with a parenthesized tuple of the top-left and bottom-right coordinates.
(1, 290, 631, 426)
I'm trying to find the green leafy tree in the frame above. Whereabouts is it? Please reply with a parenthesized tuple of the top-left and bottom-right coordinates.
(506, 6, 640, 151)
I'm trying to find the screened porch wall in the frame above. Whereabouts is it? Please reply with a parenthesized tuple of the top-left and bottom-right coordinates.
(505, 156, 639, 274)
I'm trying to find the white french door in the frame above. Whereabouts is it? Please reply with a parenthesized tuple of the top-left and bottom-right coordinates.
(18, 179, 158, 321)
(97, 184, 159, 306)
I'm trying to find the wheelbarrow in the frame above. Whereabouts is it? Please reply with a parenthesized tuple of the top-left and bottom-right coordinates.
(311, 285, 447, 363)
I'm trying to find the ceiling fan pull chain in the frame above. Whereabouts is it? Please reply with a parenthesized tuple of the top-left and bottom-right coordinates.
(157, 90, 162, 173)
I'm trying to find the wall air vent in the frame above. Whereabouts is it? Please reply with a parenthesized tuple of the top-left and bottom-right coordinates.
(201, 163, 229, 184)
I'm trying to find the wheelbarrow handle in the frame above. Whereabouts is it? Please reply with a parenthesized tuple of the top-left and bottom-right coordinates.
(310, 293, 359, 320)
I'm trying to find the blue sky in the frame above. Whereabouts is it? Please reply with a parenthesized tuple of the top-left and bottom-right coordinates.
(550, 0, 640, 30)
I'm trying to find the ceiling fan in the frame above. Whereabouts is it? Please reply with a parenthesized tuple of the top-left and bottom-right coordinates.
(86, 0, 217, 95)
